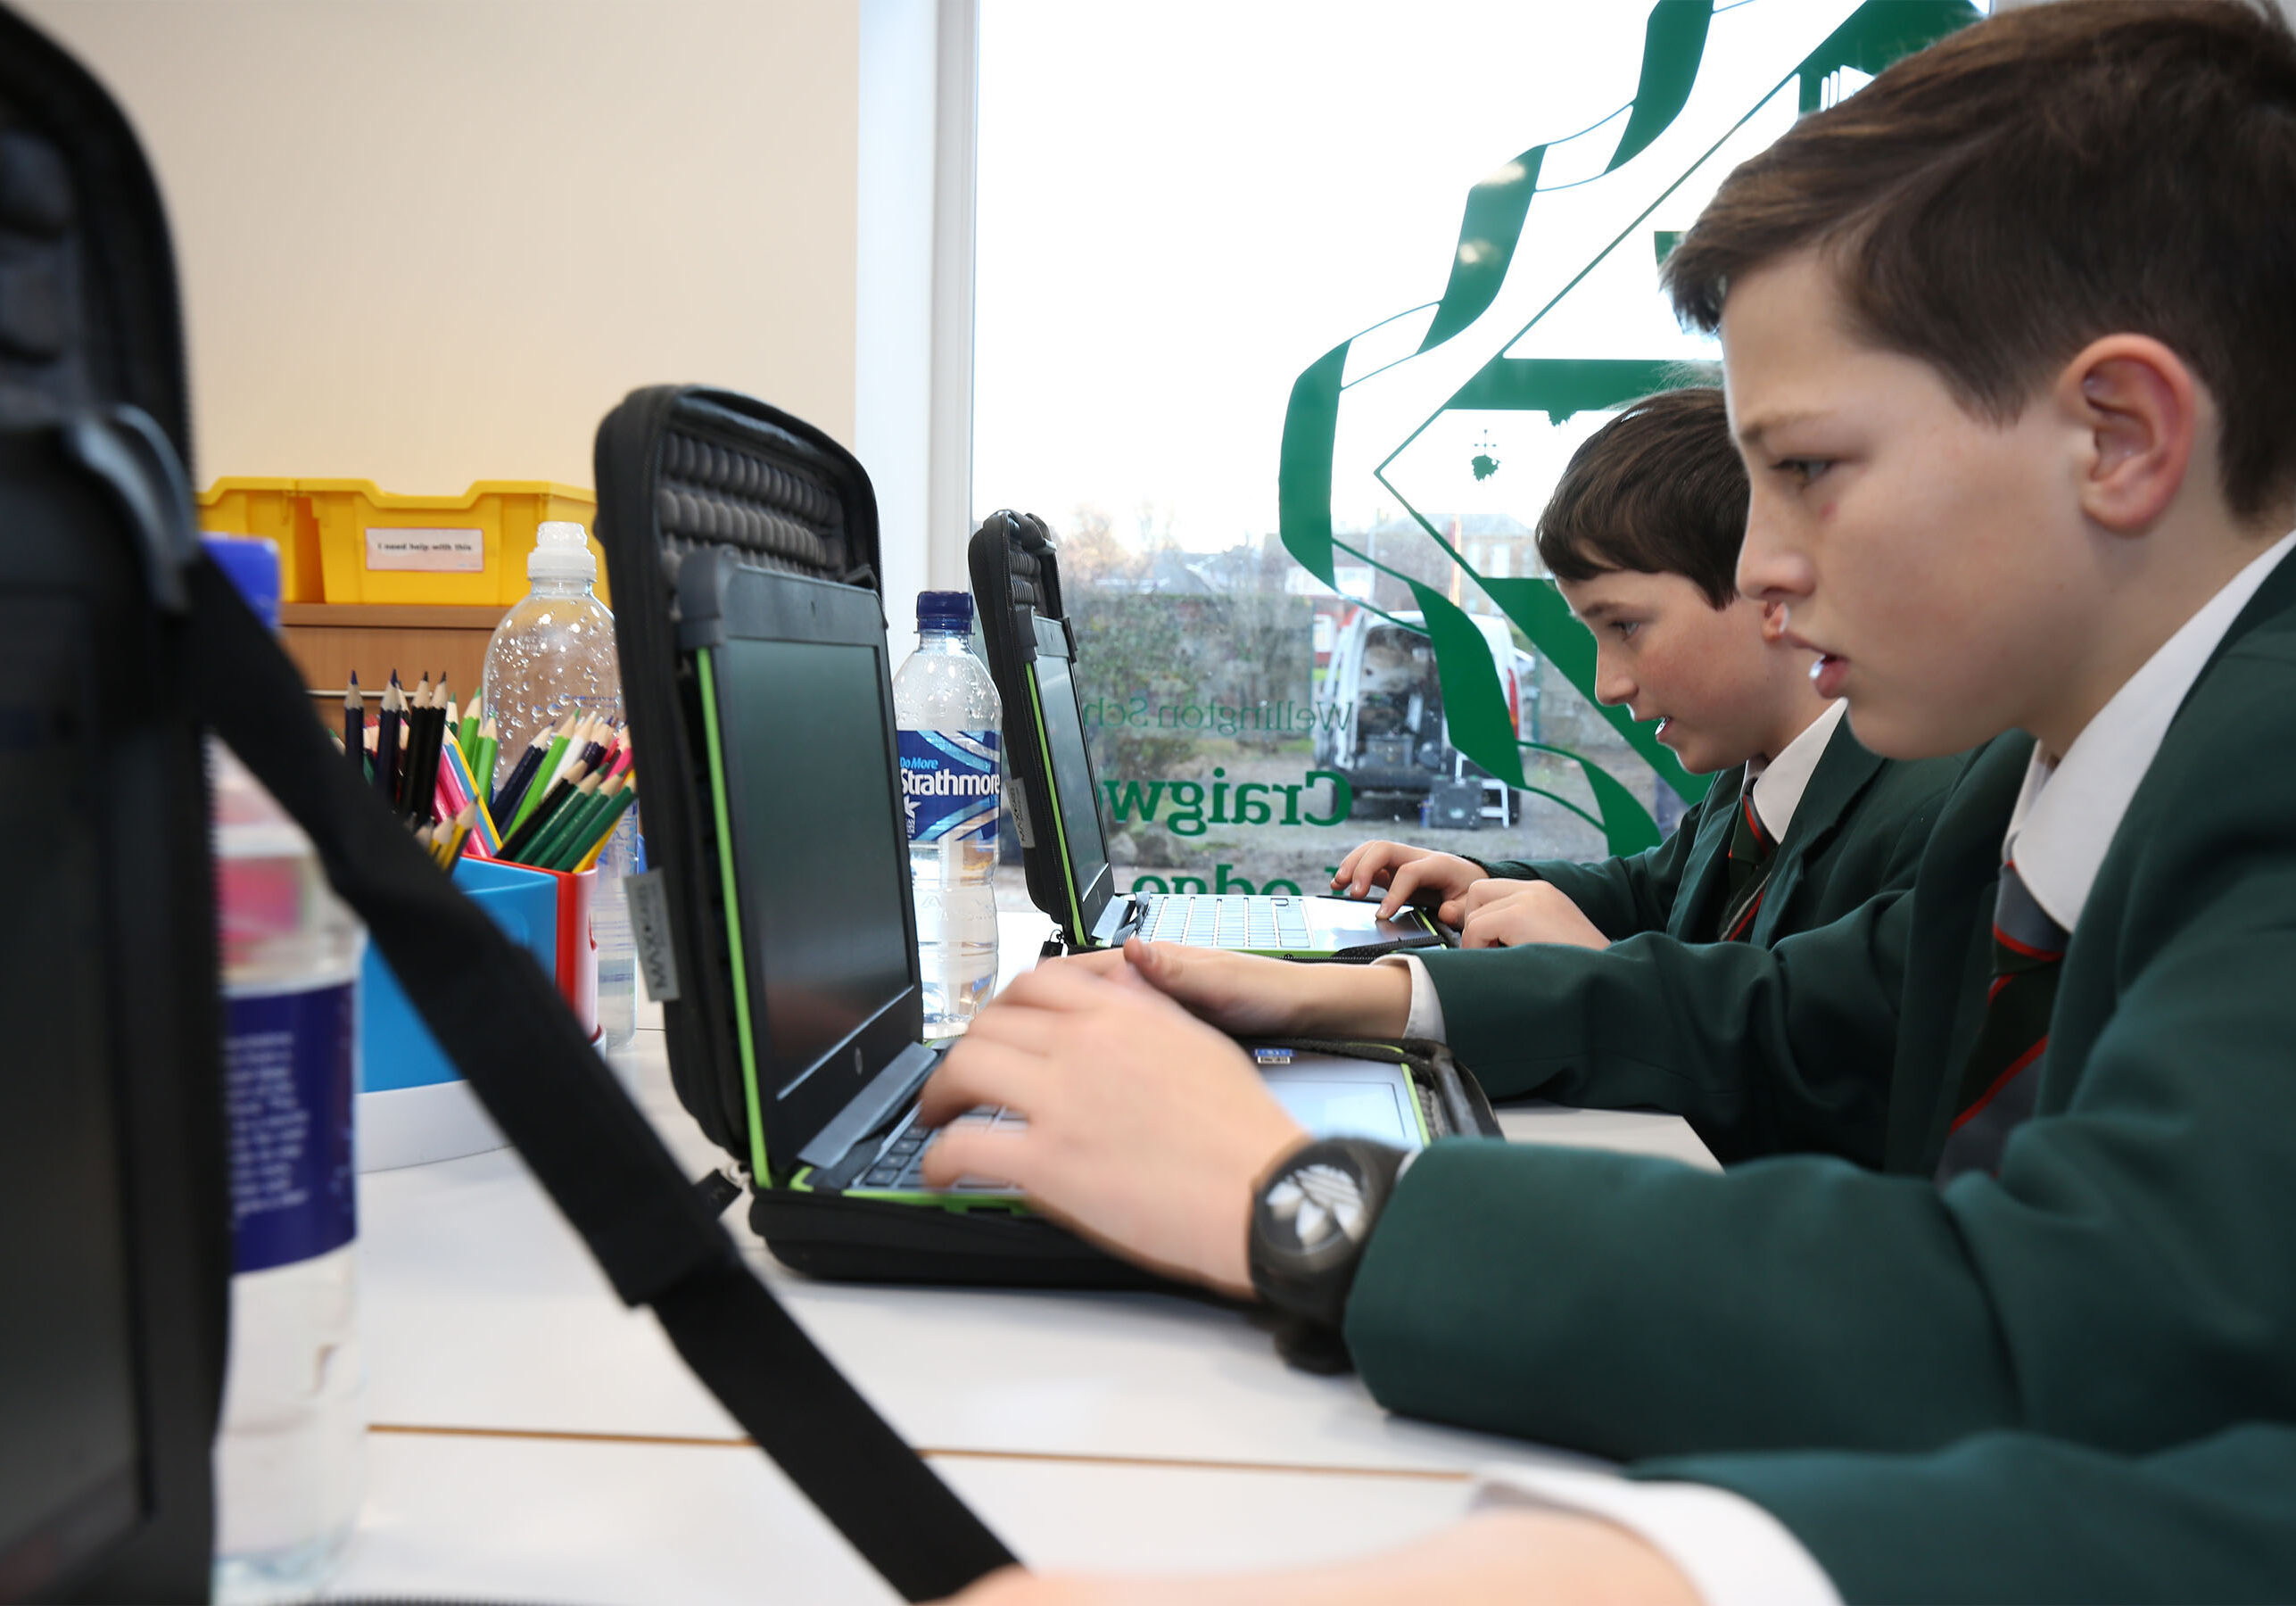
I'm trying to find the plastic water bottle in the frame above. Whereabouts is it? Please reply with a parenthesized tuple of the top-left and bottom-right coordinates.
(483, 520, 629, 1035)
(893, 591, 1001, 1034)
(593, 805, 644, 1052)
(481, 520, 622, 764)
(202, 537, 368, 1603)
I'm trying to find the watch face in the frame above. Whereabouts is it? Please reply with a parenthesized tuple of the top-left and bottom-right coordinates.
(1264, 1161, 1369, 1251)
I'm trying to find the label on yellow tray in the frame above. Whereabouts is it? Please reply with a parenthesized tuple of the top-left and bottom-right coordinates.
(365, 526, 483, 572)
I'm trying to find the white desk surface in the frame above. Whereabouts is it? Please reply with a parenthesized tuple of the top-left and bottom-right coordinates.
(337, 909, 1715, 1599)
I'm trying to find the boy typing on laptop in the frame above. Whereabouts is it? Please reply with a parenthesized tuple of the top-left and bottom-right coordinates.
(920, 2, 2296, 1597)
(1332, 386, 1955, 956)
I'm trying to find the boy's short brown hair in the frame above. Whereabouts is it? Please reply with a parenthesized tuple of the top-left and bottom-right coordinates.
(1536, 386, 1747, 607)
(1664, 0, 2296, 520)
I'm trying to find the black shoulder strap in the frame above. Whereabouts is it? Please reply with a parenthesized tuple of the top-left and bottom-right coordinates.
(184, 555, 1015, 1601)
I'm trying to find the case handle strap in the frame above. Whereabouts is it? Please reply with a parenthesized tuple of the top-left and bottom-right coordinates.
(184, 554, 1016, 1602)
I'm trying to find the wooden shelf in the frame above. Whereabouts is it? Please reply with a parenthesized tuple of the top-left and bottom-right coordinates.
(279, 602, 511, 697)
(280, 602, 511, 631)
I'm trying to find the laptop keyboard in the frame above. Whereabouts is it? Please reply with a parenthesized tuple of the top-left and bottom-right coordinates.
(1137, 893, 1311, 949)
(855, 1106, 1023, 1194)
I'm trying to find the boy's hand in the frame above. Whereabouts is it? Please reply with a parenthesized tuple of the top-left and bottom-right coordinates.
(1330, 840, 1487, 923)
(1057, 940, 1412, 1040)
(1457, 880, 1611, 950)
(936, 1507, 1701, 1604)
(917, 960, 1308, 1296)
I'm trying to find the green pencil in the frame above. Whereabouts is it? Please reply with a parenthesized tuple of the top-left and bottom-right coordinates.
(521, 773, 601, 869)
(469, 716, 499, 802)
(535, 777, 618, 872)
(458, 691, 482, 757)
(497, 760, 591, 864)
(508, 713, 576, 834)
(553, 774, 636, 872)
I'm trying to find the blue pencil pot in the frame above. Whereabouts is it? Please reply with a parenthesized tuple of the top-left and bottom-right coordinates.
(356, 857, 558, 1170)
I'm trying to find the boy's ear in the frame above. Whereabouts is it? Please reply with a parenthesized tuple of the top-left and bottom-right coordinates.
(1758, 599, 1791, 643)
(2058, 335, 2201, 535)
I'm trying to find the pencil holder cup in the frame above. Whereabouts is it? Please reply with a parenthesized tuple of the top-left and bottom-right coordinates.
(534, 863, 599, 1039)
(356, 859, 595, 1171)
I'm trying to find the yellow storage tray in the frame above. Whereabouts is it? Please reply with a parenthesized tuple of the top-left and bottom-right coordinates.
(303, 479, 604, 606)
(195, 477, 325, 602)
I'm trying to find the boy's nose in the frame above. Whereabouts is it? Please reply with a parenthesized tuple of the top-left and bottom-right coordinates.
(1593, 655, 1636, 708)
(1736, 503, 1816, 605)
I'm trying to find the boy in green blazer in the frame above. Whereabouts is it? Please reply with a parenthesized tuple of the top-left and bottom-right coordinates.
(1334, 386, 1956, 960)
(920, 1, 2296, 1598)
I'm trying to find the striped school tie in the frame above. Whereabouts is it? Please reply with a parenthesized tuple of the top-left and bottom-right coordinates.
(1714, 780, 1777, 943)
(1934, 858, 2068, 1183)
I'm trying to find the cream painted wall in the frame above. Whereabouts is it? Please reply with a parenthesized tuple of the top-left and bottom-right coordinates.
(19, 0, 858, 492)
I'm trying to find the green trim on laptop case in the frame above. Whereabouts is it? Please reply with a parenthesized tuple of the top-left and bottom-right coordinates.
(697, 648, 773, 1184)
(1025, 661, 1091, 943)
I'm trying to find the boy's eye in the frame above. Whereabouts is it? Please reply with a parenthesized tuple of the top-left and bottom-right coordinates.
(1611, 620, 1641, 641)
(1774, 457, 1832, 486)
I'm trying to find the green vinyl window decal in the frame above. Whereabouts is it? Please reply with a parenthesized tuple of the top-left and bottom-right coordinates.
(1276, 0, 1978, 855)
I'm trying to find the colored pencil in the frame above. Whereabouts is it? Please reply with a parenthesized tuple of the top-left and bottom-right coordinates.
(441, 739, 501, 856)
(560, 772, 636, 873)
(573, 717, 610, 776)
(547, 715, 593, 790)
(497, 759, 590, 863)
(375, 676, 401, 805)
(435, 801, 476, 868)
(469, 717, 500, 806)
(343, 673, 363, 776)
(411, 678, 450, 826)
(509, 715, 577, 834)
(488, 718, 556, 824)
(458, 691, 482, 758)
(521, 773, 601, 869)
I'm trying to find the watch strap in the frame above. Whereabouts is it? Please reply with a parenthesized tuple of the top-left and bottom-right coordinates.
(1249, 1137, 1410, 1339)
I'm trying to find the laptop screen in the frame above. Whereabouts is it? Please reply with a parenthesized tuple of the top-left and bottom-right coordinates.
(1028, 633, 1115, 926)
(711, 635, 917, 1106)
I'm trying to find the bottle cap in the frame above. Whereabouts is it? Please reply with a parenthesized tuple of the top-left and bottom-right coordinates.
(529, 520, 598, 584)
(201, 534, 281, 629)
(917, 590, 973, 630)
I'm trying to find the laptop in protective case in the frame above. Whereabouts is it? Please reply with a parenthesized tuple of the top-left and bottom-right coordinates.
(595, 389, 1496, 1286)
(967, 509, 1449, 961)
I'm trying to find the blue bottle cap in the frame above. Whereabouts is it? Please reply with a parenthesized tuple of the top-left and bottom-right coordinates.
(202, 534, 282, 630)
(917, 590, 974, 630)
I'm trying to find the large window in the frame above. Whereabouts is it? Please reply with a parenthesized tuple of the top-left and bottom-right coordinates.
(975, 2, 1978, 898)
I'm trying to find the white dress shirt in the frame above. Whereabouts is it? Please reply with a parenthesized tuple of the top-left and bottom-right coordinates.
(1747, 696, 1847, 843)
(1385, 531, 2296, 1605)
(2003, 528, 2296, 931)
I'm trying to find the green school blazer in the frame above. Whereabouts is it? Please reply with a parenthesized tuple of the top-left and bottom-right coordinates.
(1648, 1423, 2296, 1604)
(1474, 716, 1960, 949)
(1345, 551, 2296, 1463)
(1428, 724, 1961, 1163)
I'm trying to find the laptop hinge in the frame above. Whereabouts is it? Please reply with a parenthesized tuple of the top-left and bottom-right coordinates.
(797, 1039, 942, 1172)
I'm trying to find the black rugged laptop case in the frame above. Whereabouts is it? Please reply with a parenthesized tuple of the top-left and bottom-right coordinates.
(967, 508, 1452, 964)
(4, 11, 1012, 1594)
(592, 403, 1501, 1288)
(966, 509, 1082, 940)
(593, 388, 1172, 1287)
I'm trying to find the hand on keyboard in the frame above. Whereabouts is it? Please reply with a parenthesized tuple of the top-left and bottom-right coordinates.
(914, 958, 1308, 1297)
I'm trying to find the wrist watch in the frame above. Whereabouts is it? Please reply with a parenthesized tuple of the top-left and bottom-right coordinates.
(1247, 1137, 1410, 1366)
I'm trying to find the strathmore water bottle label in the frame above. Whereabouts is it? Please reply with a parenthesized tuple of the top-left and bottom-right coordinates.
(224, 981, 358, 1273)
(898, 728, 1000, 848)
